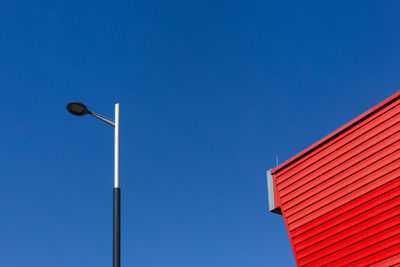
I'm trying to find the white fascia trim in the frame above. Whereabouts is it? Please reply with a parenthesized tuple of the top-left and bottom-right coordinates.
(266, 169, 275, 212)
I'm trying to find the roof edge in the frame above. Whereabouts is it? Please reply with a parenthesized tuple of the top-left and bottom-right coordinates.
(271, 91, 400, 174)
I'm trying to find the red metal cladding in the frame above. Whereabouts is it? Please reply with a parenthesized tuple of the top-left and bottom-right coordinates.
(267, 91, 400, 266)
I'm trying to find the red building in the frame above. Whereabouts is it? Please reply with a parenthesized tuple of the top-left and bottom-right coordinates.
(267, 91, 400, 266)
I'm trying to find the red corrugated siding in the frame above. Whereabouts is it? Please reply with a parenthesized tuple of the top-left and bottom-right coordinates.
(271, 92, 400, 266)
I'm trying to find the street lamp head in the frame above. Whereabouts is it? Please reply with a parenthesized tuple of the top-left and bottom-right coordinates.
(66, 102, 89, 116)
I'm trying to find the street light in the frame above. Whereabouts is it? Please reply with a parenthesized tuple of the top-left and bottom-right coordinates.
(67, 102, 121, 267)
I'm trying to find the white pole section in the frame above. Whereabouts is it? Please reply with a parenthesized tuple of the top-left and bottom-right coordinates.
(114, 103, 120, 188)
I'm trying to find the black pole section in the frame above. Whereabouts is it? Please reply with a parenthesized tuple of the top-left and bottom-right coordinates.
(113, 188, 121, 267)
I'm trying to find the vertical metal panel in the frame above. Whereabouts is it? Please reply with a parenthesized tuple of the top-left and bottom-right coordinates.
(266, 170, 276, 212)
(269, 92, 400, 266)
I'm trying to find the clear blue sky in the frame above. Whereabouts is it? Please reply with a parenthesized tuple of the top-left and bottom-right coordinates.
(1, 1, 400, 266)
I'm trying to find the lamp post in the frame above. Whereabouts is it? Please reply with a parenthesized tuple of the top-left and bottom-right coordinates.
(66, 102, 121, 267)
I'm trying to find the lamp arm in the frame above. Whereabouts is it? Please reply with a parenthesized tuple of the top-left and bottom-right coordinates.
(88, 111, 115, 127)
